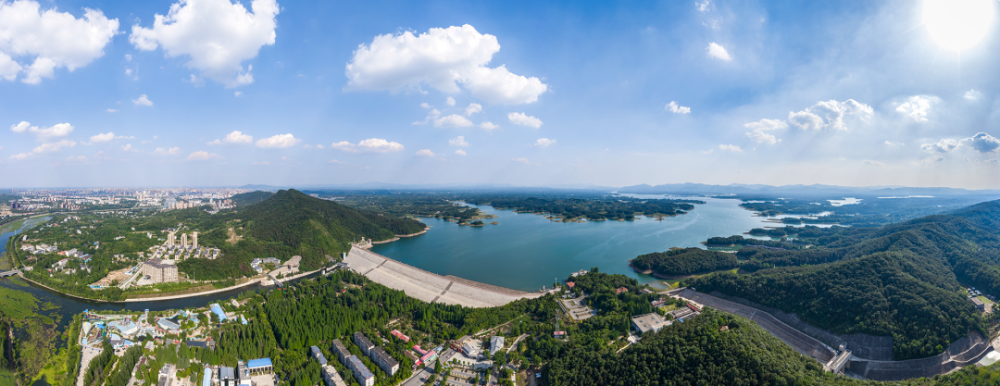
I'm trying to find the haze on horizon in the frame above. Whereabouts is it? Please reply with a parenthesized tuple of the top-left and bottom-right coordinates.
(2, 0, 1000, 189)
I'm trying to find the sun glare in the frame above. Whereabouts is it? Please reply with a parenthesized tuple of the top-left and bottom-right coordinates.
(923, 0, 995, 51)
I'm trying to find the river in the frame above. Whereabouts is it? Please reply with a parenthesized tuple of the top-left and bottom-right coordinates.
(370, 195, 803, 292)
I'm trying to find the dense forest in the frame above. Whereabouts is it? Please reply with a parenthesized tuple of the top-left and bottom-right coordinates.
(738, 195, 995, 227)
(318, 192, 487, 224)
(461, 194, 702, 221)
(630, 248, 738, 277)
(230, 191, 275, 206)
(689, 200, 1000, 360)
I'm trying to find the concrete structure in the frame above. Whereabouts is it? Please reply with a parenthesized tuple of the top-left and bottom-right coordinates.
(219, 367, 236, 386)
(971, 297, 985, 311)
(489, 336, 505, 356)
(181, 233, 188, 248)
(332, 339, 351, 363)
(353, 332, 375, 356)
(246, 358, 273, 374)
(310, 346, 328, 366)
(320, 365, 348, 386)
(167, 233, 176, 247)
(370, 346, 399, 376)
(142, 258, 178, 283)
(192, 232, 198, 248)
(631, 313, 670, 334)
(343, 247, 541, 308)
(346, 356, 375, 386)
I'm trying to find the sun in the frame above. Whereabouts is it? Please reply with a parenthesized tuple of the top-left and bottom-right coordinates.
(923, 0, 995, 51)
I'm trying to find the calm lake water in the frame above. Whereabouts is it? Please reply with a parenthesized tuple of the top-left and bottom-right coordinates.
(371, 195, 790, 292)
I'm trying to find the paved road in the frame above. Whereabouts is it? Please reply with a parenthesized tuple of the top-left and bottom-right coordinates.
(400, 367, 433, 386)
(506, 334, 528, 353)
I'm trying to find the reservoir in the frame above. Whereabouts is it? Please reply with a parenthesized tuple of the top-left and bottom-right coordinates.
(371, 195, 793, 292)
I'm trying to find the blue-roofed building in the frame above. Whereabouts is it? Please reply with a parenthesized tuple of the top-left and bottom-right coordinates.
(202, 367, 212, 386)
(240, 315, 247, 325)
(347, 356, 374, 386)
(246, 358, 273, 374)
(157, 318, 181, 332)
(310, 346, 328, 365)
(210, 303, 228, 322)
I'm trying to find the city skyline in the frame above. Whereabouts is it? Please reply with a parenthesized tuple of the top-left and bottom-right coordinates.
(3, 0, 1000, 188)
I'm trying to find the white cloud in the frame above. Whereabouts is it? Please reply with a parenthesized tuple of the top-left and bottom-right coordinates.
(255, 133, 300, 148)
(448, 136, 469, 147)
(420, 102, 432, 109)
(32, 139, 75, 153)
(896, 95, 932, 122)
(508, 112, 542, 128)
(345, 24, 548, 104)
(331, 138, 404, 153)
(106, 108, 118, 113)
(413, 108, 442, 125)
(153, 147, 181, 155)
(94, 150, 110, 160)
(121, 144, 133, 152)
(509, 157, 530, 165)
(130, 0, 279, 87)
(706, 42, 731, 61)
(87, 132, 123, 143)
(533, 138, 556, 147)
(863, 160, 884, 166)
(465, 103, 483, 116)
(479, 121, 500, 130)
(885, 140, 905, 146)
(914, 155, 944, 166)
(10, 121, 73, 139)
(64, 155, 87, 162)
(921, 139, 960, 153)
(132, 94, 153, 106)
(743, 118, 787, 131)
(415, 149, 435, 157)
(788, 99, 873, 130)
(9, 153, 30, 160)
(234, 91, 242, 97)
(209, 130, 253, 145)
(434, 114, 474, 128)
(745, 130, 779, 144)
(719, 144, 742, 153)
(963, 132, 1000, 153)
(695, 0, 711, 12)
(186, 150, 222, 161)
(455, 149, 466, 156)
(0, 0, 119, 84)
(964, 89, 982, 101)
(446, 97, 456, 106)
(302, 144, 325, 150)
(665, 101, 691, 114)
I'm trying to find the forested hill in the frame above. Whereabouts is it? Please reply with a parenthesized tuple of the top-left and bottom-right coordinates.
(691, 199, 1000, 360)
(230, 191, 274, 206)
(232, 189, 425, 270)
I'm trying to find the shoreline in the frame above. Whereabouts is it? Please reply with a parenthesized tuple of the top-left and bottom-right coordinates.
(371, 227, 431, 245)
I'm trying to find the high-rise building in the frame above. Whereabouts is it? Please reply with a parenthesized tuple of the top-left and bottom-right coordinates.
(192, 232, 198, 248)
(167, 233, 176, 247)
(181, 233, 188, 247)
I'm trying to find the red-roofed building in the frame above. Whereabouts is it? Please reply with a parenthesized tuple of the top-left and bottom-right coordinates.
(391, 330, 410, 342)
(566, 282, 575, 288)
(614, 287, 628, 295)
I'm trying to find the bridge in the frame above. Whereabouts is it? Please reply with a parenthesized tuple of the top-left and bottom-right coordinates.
(0, 270, 21, 278)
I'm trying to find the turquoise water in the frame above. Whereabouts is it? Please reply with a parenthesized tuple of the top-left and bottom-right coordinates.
(371, 195, 784, 292)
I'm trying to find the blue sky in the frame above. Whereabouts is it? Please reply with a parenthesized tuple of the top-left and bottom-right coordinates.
(3, 0, 1000, 188)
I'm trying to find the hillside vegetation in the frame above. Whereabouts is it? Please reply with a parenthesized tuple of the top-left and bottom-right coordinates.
(691, 200, 1000, 360)
(631, 248, 738, 276)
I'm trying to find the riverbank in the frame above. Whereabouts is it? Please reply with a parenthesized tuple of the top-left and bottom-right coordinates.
(371, 227, 432, 245)
(16, 273, 112, 303)
(123, 277, 263, 302)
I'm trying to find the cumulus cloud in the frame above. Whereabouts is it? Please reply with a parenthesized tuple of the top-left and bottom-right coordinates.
(914, 155, 944, 166)
(0, 0, 119, 84)
(479, 121, 500, 130)
(465, 103, 483, 116)
(533, 138, 556, 147)
(130, 0, 279, 87)
(415, 149, 435, 157)
(186, 150, 222, 161)
(508, 112, 542, 128)
(921, 139, 960, 153)
(743, 119, 787, 131)
(455, 149, 466, 156)
(345, 24, 548, 104)
(896, 95, 932, 122)
(963, 132, 1000, 153)
(86, 132, 132, 144)
(64, 155, 87, 163)
(94, 150, 110, 160)
(121, 144, 133, 152)
(208, 130, 253, 145)
(331, 138, 404, 153)
(788, 99, 873, 130)
(302, 144, 325, 150)
(964, 89, 982, 101)
(863, 160, 884, 166)
(706, 42, 731, 61)
(32, 139, 76, 153)
(509, 157, 530, 165)
(153, 146, 181, 155)
(255, 133, 300, 148)
(10, 121, 73, 139)
(106, 108, 118, 113)
(132, 94, 153, 106)
(434, 114, 474, 128)
(695, 0, 711, 12)
(448, 136, 469, 147)
(445, 97, 456, 106)
(719, 144, 742, 153)
(746, 130, 779, 144)
(665, 101, 691, 114)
